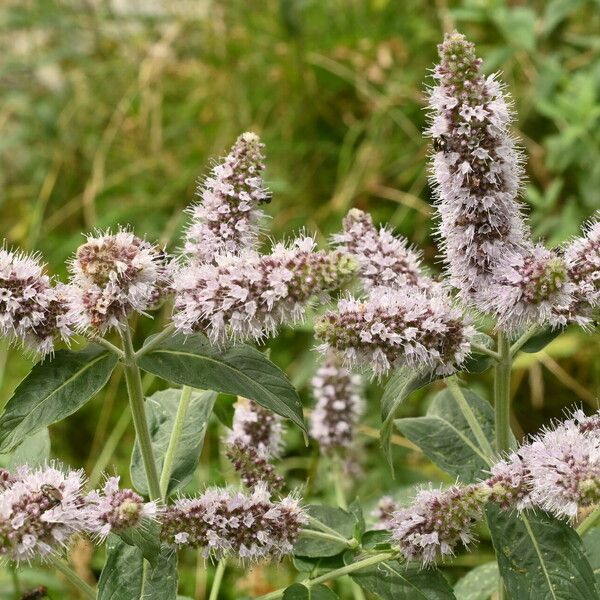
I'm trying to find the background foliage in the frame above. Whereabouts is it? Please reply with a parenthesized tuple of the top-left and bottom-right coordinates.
(1, 0, 600, 597)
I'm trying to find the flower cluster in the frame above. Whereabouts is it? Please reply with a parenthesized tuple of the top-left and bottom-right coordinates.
(225, 399, 284, 492)
(310, 352, 364, 453)
(0, 249, 74, 354)
(315, 285, 475, 377)
(160, 483, 306, 561)
(371, 495, 400, 531)
(428, 31, 528, 312)
(68, 229, 168, 333)
(172, 236, 355, 344)
(184, 132, 271, 263)
(333, 208, 429, 291)
(389, 485, 484, 565)
(85, 476, 157, 540)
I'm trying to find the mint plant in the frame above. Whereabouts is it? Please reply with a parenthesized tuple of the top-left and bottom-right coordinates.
(1, 31, 600, 600)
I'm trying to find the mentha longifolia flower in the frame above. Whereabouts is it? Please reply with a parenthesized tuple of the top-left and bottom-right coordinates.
(483, 452, 531, 511)
(183, 132, 271, 263)
(310, 352, 364, 453)
(160, 483, 306, 561)
(428, 31, 529, 311)
(228, 398, 284, 458)
(172, 236, 356, 345)
(315, 285, 475, 377)
(389, 485, 484, 565)
(0, 465, 88, 562)
(371, 495, 400, 531)
(68, 229, 168, 333)
(226, 441, 284, 493)
(85, 477, 157, 540)
(0, 248, 74, 354)
(332, 208, 430, 292)
(519, 420, 600, 519)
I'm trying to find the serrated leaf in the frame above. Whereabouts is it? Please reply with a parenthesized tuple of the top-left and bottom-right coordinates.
(395, 388, 497, 482)
(282, 583, 338, 599)
(98, 535, 178, 600)
(0, 345, 118, 452)
(116, 520, 161, 566)
(454, 562, 498, 600)
(294, 505, 356, 558)
(486, 505, 598, 600)
(350, 559, 456, 599)
(138, 332, 305, 431)
(380, 368, 433, 472)
(130, 388, 216, 496)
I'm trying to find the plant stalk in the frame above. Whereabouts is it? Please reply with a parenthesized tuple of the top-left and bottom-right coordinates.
(134, 323, 176, 359)
(159, 385, 194, 498)
(256, 551, 397, 600)
(299, 528, 356, 547)
(121, 324, 161, 500)
(577, 504, 600, 537)
(494, 332, 512, 454)
(47, 555, 96, 599)
(208, 560, 227, 600)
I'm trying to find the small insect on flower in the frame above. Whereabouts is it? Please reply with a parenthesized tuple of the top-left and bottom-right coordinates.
(19, 587, 48, 600)
(40, 484, 63, 508)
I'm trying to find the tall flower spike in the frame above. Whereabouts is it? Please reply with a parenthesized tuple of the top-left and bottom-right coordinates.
(315, 285, 475, 377)
(160, 483, 306, 561)
(85, 476, 157, 540)
(484, 453, 531, 511)
(0, 248, 74, 355)
(389, 485, 484, 565)
(480, 245, 574, 332)
(519, 420, 600, 519)
(333, 208, 430, 291)
(310, 352, 364, 453)
(172, 236, 356, 345)
(184, 132, 271, 263)
(0, 465, 88, 562)
(68, 229, 168, 333)
(428, 31, 529, 310)
(226, 441, 284, 492)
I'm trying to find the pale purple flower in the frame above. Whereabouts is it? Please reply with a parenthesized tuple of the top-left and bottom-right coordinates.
(389, 485, 484, 565)
(310, 352, 364, 453)
(172, 236, 355, 344)
(85, 476, 156, 540)
(371, 495, 400, 531)
(520, 421, 600, 519)
(428, 31, 529, 311)
(315, 285, 475, 377)
(68, 229, 168, 333)
(0, 465, 88, 561)
(183, 132, 271, 263)
(225, 441, 284, 493)
(333, 208, 429, 291)
(484, 453, 531, 511)
(160, 483, 306, 561)
(480, 245, 574, 332)
(0, 248, 74, 354)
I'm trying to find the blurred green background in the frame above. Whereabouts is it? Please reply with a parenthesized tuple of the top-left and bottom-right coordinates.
(2, 0, 600, 597)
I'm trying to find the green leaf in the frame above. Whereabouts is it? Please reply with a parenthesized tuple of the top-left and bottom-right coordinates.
(98, 536, 178, 600)
(380, 368, 433, 472)
(350, 559, 456, 599)
(2, 428, 50, 469)
(361, 530, 392, 551)
(116, 520, 162, 566)
(131, 388, 216, 496)
(486, 505, 598, 600)
(583, 528, 600, 588)
(520, 328, 562, 353)
(293, 554, 346, 576)
(0, 345, 118, 452)
(138, 332, 305, 431)
(454, 562, 498, 600)
(282, 583, 338, 599)
(213, 393, 236, 428)
(294, 505, 356, 558)
(395, 388, 496, 482)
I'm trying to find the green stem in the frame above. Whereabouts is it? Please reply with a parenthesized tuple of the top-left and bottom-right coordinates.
(121, 324, 161, 500)
(471, 342, 500, 361)
(509, 325, 540, 357)
(494, 332, 512, 454)
(47, 555, 96, 599)
(256, 552, 397, 600)
(208, 560, 226, 600)
(577, 505, 600, 537)
(446, 376, 495, 462)
(306, 514, 347, 539)
(134, 323, 176, 359)
(332, 456, 348, 510)
(159, 385, 194, 498)
(93, 336, 125, 359)
(10, 564, 20, 596)
(300, 528, 356, 547)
